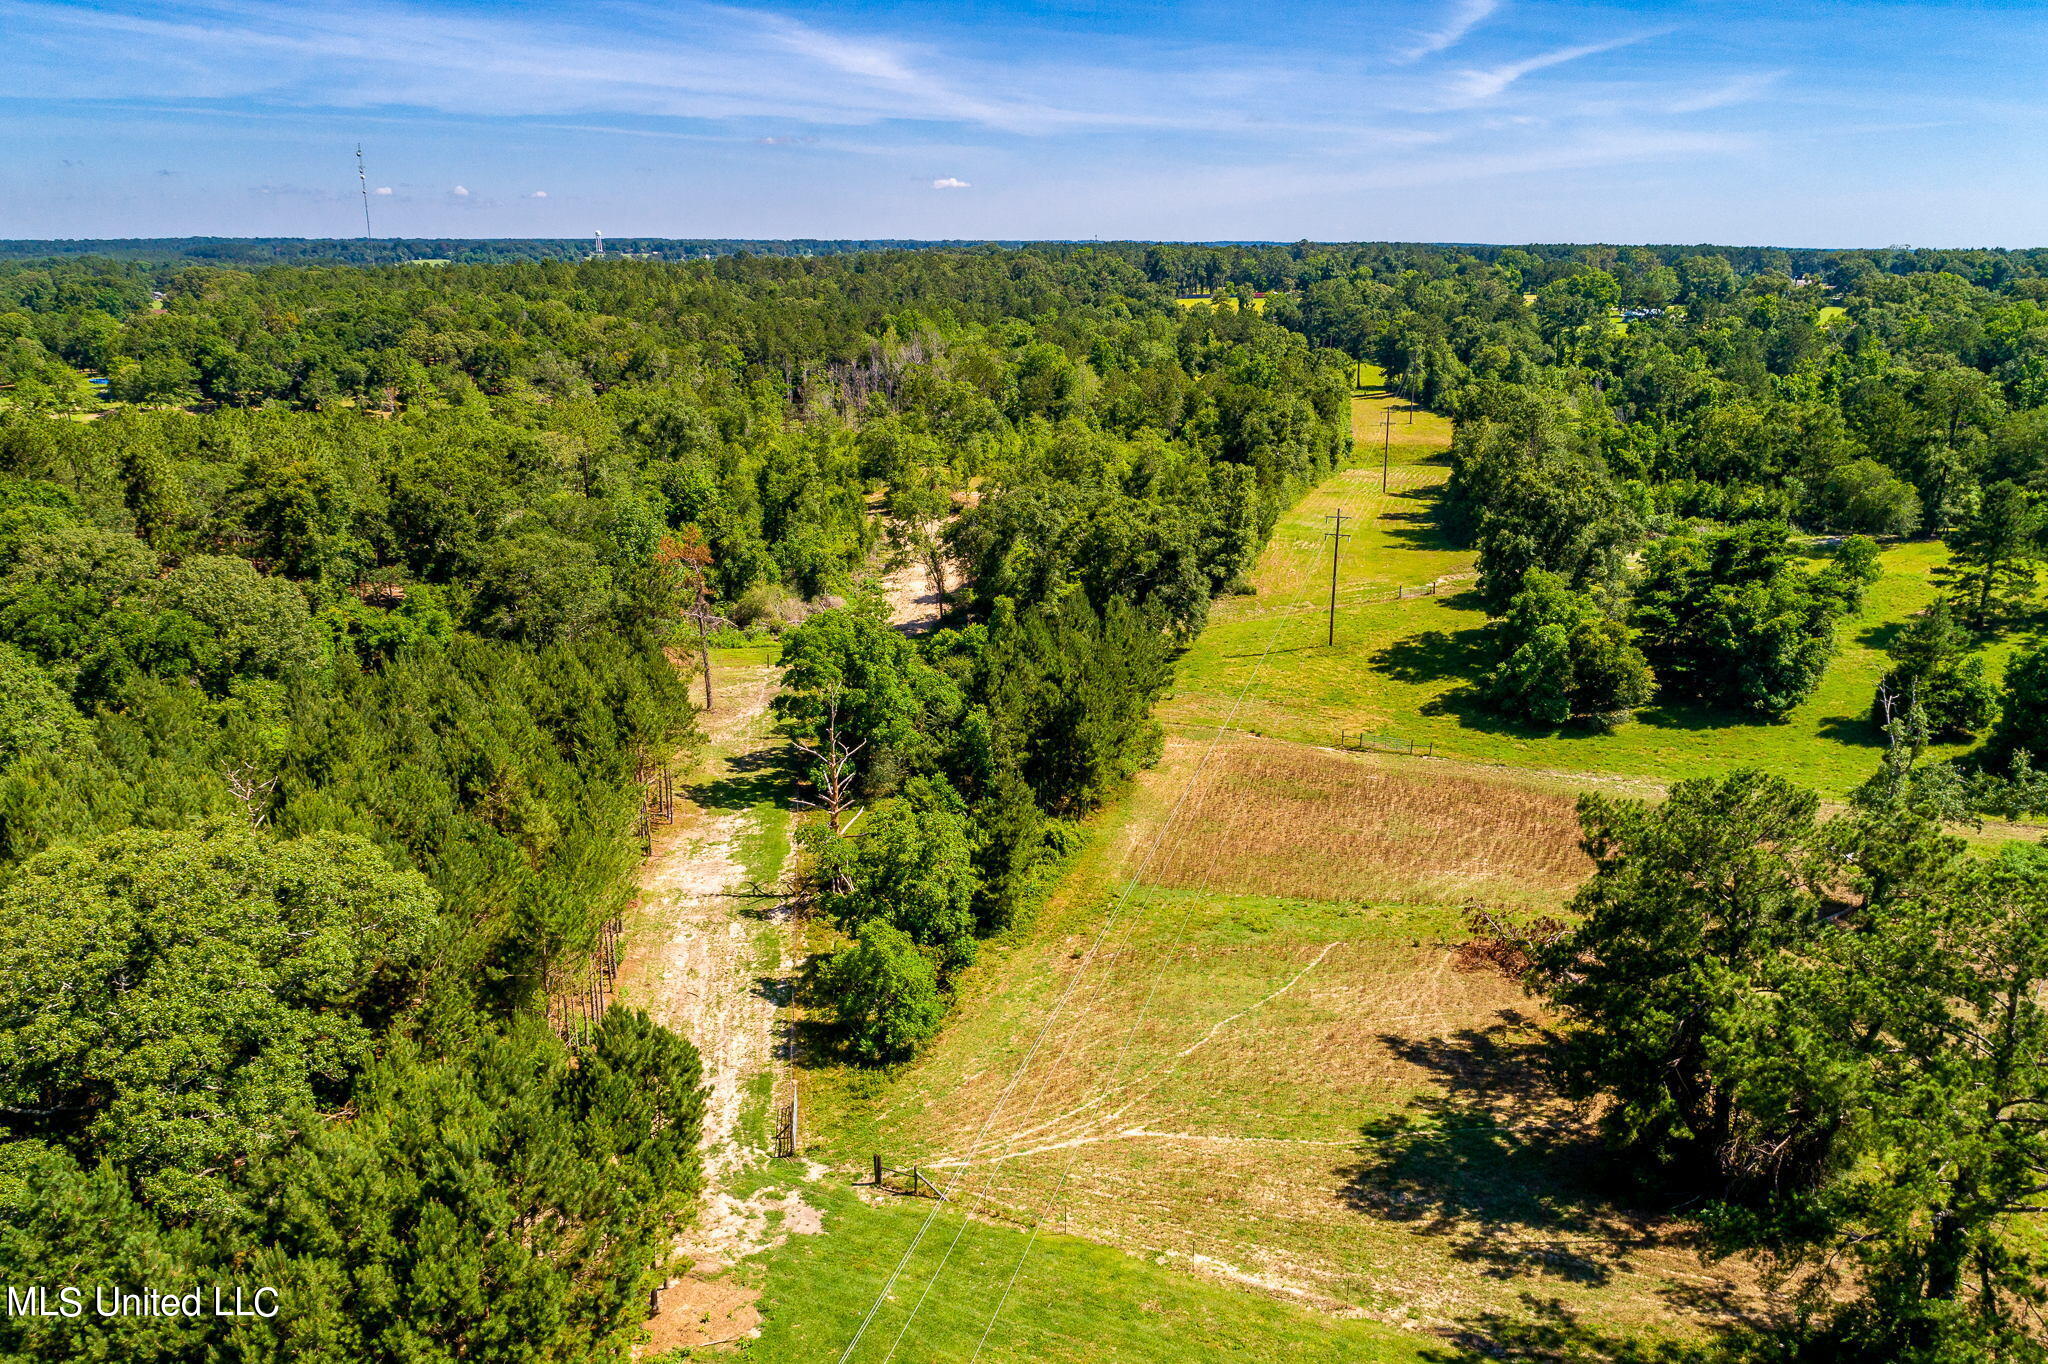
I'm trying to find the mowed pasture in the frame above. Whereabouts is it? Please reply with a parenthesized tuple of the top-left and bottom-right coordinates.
(742, 375, 1769, 1357)
(769, 725, 1755, 1361)
(1167, 381, 2029, 796)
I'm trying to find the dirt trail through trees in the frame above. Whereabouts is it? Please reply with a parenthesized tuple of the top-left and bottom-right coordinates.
(880, 554, 943, 633)
(619, 655, 819, 1354)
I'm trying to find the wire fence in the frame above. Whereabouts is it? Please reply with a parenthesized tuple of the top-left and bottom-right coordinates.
(1335, 730, 1437, 758)
(548, 750, 679, 1048)
(1228, 569, 1477, 622)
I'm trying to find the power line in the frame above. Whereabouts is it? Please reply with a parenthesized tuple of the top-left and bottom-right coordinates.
(867, 598, 1303, 1364)
(860, 469, 1377, 1363)
(958, 471, 1381, 1362)
(838, 491, 1343, 1362)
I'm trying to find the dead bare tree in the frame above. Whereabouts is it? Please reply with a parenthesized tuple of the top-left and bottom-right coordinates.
(788, 692, 867, 836)
(222, 761, 278, 829)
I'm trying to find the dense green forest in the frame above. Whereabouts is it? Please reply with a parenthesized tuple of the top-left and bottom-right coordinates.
(0, 246, 1349, 1360)
(1, 238, 2046, 1360)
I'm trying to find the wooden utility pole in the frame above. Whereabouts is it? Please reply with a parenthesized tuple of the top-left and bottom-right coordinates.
(1322, 513, 1350, 647)
(1381, 408, 1394, 492)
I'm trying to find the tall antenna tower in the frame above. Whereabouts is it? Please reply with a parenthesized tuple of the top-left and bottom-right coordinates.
(356, 145, 373, 239)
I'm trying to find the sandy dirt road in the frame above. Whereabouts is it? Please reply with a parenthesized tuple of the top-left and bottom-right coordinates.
(618, 654, 815, 1353)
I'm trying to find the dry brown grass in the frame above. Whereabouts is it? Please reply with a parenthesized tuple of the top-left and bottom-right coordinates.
(862, 911, 1751, 1336)
(805, 729, 1768, 1340)
(794, 384, 1776, 1347)
(1142, 735, 1592, 907)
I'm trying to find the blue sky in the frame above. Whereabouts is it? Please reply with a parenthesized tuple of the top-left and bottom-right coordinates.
(3, 0, 2046, 245)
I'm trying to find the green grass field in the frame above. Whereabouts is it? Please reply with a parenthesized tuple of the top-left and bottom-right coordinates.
(710, 380, 1771, 1360)
(725, 1172, 1436, 1363)
(1167, 395, 2027, 796)
(727, 728, 1732, 1360)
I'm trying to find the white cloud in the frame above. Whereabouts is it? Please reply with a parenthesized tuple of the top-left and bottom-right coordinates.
(1663, 70, 1784, 115)
(1070, 127, 1752, 219)
(931, 176, 970, 189)
(524, 188, 547, 198)
(373, 184, 393, 195)
(1442, 32, 1663, 107)
(450, 183, 469, 196)
(0, 0, 1331, 139)
(1395, 0, 1499, 65)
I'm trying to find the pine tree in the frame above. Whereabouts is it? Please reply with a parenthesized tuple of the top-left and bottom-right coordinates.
(1938, 480, 2041, 628)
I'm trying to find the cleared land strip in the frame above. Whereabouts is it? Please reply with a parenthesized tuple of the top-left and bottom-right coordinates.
(831, 419, 1387, 1363)
(616, 649, 806, 1355)
(825, 384, 1763, 1359)
(835, 524, 1326, 1364)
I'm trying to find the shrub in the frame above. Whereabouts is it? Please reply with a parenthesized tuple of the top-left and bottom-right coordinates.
(819, 923, 944, 1064)
(1484, 569, 1653, 729)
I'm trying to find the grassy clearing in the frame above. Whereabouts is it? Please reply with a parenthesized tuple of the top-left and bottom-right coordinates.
(1143, 735, 1589, 906)
(751, 726, 1754, 1353)
(717, 370, 1760, 1359)
(722, 1172, 1433, 1364)
(1170, 401, 2027, 796)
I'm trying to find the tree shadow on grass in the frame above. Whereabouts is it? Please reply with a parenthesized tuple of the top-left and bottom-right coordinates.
(1628, 700, 1776, 735)
(1422, 1293, 1704, 1363)
(1373, 625, 1493, 685)
(1856, 618, 1906, 653)
(1422, 1288, 1805, 1363)
(1814, 713, 1887, 748)
(1370, 628, 1617, 746)
(1340, 1015, 1665, 1290)
(686, 745, 796, 812)
(1379, 488, 1459, 553)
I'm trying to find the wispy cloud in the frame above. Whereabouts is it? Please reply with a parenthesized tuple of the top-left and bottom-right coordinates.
(5, 0, 2043, 244)
(0, 0, 1319, 138)
(1395, 0, 1499, 65)
(1663, 70, 1784, 115)
(1441, 32, 1665, 108)
(1052, 124, 1754, 236)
